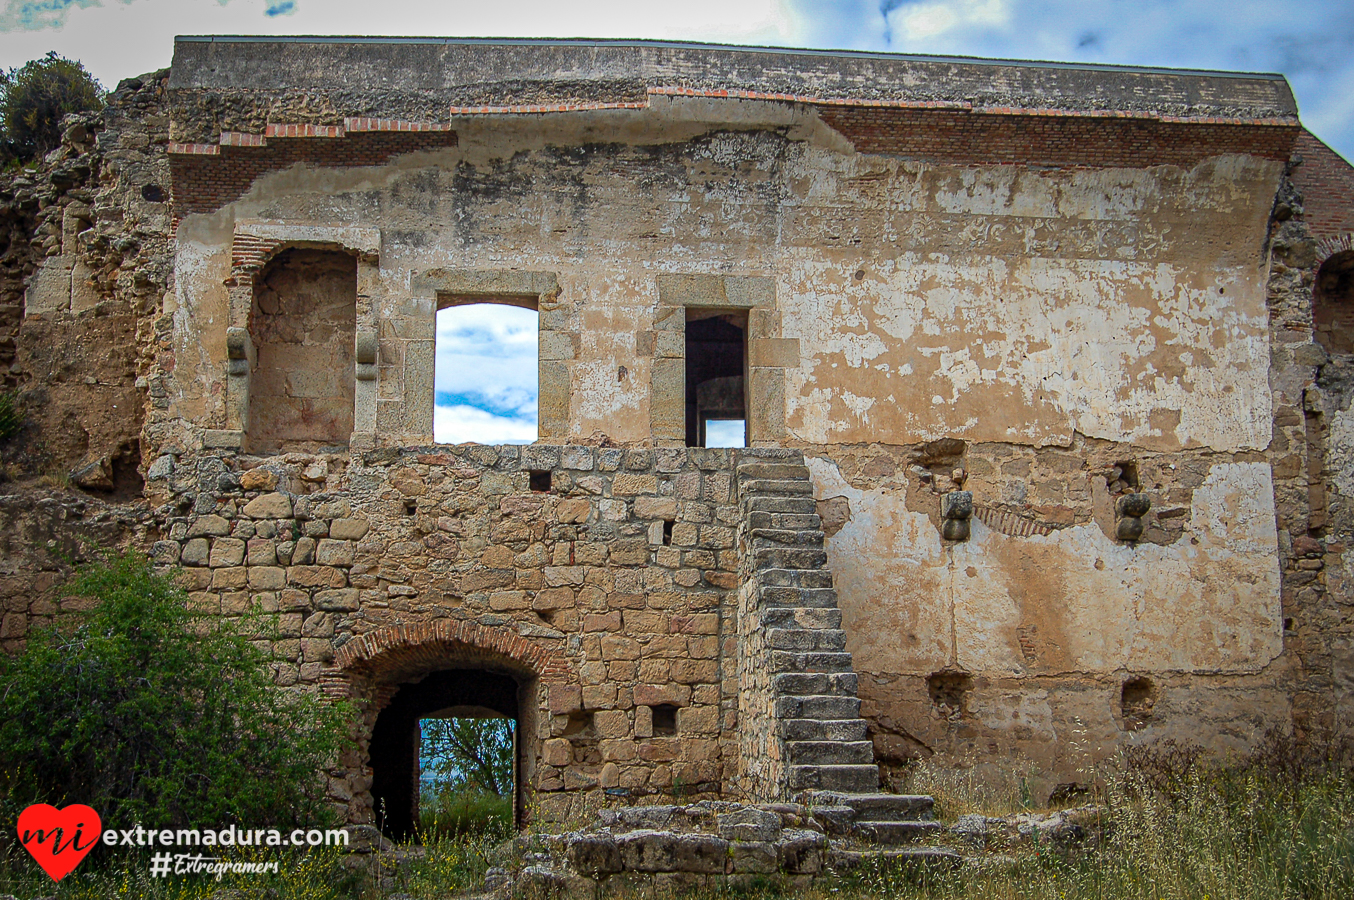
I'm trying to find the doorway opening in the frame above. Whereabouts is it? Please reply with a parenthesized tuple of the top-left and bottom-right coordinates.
(368, 669, 522, 842)
(685, 311, 747, 447)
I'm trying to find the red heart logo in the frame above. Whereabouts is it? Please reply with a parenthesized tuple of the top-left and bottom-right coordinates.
(17, 804, 102, 882)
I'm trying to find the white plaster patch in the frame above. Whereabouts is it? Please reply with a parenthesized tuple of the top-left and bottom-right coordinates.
(808, 457, 1282, 680)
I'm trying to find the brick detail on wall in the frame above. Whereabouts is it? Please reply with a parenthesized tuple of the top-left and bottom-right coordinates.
(1292, 130, 1354, 244)
(817, 105, 1297, 169)
(334, 619, 570, 681)
(168, 129, 459, 220)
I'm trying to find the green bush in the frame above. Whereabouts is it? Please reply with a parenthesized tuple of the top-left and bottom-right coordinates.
(1, 52, 103, 164)
(0, 390, 20, 441)
(0, 552, 353, 832)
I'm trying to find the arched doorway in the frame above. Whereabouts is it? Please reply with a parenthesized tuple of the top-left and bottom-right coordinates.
(369, 668, 520, 841)
(334, 622, 568, 842)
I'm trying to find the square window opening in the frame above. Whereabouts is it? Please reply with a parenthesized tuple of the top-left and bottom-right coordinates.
(651, 704, 679, 737)
(529, 470, 552, 492)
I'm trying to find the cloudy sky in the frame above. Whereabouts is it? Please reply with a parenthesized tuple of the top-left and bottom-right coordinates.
(4, 0, 1350, 442)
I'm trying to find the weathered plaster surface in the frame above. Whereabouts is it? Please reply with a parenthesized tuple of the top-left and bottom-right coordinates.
(808, 455, 1282, 678)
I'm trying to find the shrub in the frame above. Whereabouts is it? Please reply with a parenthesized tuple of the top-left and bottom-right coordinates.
(0, 391, 20, 441)
(0, 52, 103, 164)
(0, 552, 353, 832)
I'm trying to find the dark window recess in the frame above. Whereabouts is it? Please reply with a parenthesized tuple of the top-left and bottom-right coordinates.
(685, 313, 746, 448)
(530, 470, 552, 492)
(403, 499, 418, 516)
(563, 710, 595, 737)
(662, 520, 674, 545)
(651, 704, 679, 736)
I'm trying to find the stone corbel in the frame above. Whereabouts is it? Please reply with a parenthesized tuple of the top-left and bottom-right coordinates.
(355, 329, 379, 381)
(1115, 493, 1151, 542)
(941, 490, 973, 542)
(224, 326, 253, 436)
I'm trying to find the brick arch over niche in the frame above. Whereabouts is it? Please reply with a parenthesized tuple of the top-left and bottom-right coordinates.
(1313, 238, 1354, 355)
(335, 619, 570, 684)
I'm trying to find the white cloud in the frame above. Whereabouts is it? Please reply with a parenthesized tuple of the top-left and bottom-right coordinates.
(434, 304, 539, 446)
(0, 0, 807, 88)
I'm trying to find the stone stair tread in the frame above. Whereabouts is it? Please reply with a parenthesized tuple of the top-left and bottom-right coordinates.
(798, 792, 936, 821)
(740, 478, 815, 495)
(850, 821, 946, 845)
(787, 764, 879, 793)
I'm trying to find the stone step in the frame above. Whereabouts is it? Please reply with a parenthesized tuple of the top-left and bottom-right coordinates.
(772, 671, 858, 697)
(828, 848, 961, 871)
(781, 717, 870, 742)
(756, 568, 834, 589)
(759, 606, 843, 630)
(752, 547, 828, 570)
(744, 496, 818, 515)
(797, 792, 936, 822)
(774, 694, 861, 719)
(785, 740, 876, 766)
(747, 511, 823, 531)
(740, 478, 814, 496)
(787, 764, 879, 793)
(759, 586, 838, 609)
(765, 627, 847, 652)
(769, 650, 855, 674)
(736, 462, 810, 481)
(749, 528, 826, 548)
(851, 821, 946, 845)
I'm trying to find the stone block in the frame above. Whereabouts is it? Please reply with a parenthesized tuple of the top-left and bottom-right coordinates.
(181, 538, 211, 566)
(292, 537, 317, 565)
(329, 518, 370, 540)
(556, 498, 591, 523)
(677, 705, 719, 734)
(719, 808, 783, 842)
(634, 684, 692, 706)
(211, 567, 248, 590)
(243, 492, 293, 519)
(288, 566, 347, 589)
(316, 539, 354, 567)
(543, 738, 573, 767)
(613, 474, 658, 496)
(248, 566, 287, 590)
(315, 588, 359, 611)
(618, 831, 728, 874)
(25, 254, 73, 313)
(634, 496, 678, 519)
(548, 684, 582, 713)
(187, 515, 231, 538)
(240, 468, 279, 491)
(594, 710, 629, 739)
(246, 538, 277, 566)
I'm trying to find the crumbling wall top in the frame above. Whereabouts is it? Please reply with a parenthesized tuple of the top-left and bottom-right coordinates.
(169, 36, 1297, 121)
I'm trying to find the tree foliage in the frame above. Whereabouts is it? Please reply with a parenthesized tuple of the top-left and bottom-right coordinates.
(1, 52, 104, 164)
(0, 552, 353, 830)
(421, 718, 514, 797)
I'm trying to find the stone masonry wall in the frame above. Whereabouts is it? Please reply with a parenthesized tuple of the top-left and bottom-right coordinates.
(145, 443, 744, 822)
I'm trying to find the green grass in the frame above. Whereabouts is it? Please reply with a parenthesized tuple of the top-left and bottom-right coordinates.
(418, 785, 514, 841)
(3, 746, 1351, 899)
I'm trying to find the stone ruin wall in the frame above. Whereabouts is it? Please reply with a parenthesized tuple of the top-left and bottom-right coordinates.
(0, 44, 1351, 819)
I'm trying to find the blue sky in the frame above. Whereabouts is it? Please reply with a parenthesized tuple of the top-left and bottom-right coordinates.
(4, 0, 1350, 442)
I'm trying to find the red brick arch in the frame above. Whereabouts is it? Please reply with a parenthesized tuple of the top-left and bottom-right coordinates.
(335, 620, 570, 685)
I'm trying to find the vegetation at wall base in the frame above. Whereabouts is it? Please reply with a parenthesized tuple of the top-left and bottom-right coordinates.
(0, 551, 354, 861)
(0, 391, 21, 441)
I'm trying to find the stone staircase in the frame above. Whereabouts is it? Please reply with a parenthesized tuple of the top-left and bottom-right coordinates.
(734, 451, 940, 847)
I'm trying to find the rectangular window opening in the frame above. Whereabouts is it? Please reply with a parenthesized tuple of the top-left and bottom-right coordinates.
(434, 298, 539, 445)
(662, 520, 674, 545)
(703, 419, 746, 449)
(529, 470, 552, 493)
(685, 311, 747, 448)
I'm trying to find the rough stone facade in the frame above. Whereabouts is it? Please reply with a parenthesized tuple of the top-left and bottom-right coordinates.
(2, 37, 1353, 828)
